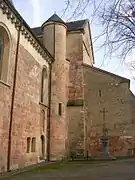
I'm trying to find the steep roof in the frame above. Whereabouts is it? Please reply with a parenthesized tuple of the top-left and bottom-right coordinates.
(31, 27, 42, 37)
(66, 19, 88, 31)
(31, 19, 88, 37)
(44, 14, 66, 25)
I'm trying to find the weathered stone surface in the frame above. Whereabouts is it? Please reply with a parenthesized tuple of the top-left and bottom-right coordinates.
(0, 3, 49, 171)
(0, 1, 135, 173)
(83, 64, 135, 157)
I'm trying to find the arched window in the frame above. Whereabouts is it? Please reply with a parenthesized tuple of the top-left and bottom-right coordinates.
(40, 135, 45, 159)
(31, 137, 36, 152)
(0, 25, 10, 82)
(0, 35, 4, 62)
(26, 137, 31, 153)
(41, 110, 45, 131)
(41, 67, 48, 105)
(0, 31, 4, 78)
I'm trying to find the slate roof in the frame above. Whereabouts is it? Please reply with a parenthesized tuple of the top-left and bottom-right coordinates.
(66, 19, 88, 31)
(44, 14, 66, 25)
(31, 15, 88, 37)
(31, 27, 42, 37)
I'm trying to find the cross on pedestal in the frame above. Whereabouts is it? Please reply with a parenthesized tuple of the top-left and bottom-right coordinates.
(100, 108, 108, 136)
(100, 108, 109, 159)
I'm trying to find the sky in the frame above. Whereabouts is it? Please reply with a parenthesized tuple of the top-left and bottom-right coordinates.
(13, 0, 135, 93)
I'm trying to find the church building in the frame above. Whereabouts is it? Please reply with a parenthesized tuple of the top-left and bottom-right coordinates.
(0, 0, 135, 172)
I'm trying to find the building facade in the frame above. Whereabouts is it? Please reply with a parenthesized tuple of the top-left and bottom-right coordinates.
(0, 0, 135, 172)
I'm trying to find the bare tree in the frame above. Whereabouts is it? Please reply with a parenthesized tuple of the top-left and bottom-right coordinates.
(63, 0, 135, 61)
(99, 0, 135, 61)
(62, 0, 103, 20)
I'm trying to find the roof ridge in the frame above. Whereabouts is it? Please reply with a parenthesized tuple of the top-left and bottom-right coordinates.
(83, 63, 130, 81)
(66, 19, 88, 24)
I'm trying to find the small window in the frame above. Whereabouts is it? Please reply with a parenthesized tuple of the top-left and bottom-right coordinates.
(133, 148, 135, 154)
(31, 137, 36, 152)
(58, 103, 62, 116)
(114, 124, 117, 129)
(41, 110, 45, 131)
(98, 90, 102, 97)
(26, 137, 31, 153)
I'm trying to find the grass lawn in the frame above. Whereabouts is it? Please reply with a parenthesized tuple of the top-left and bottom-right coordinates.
(30, 160, 111, 173)
(1, 157, 135, 180)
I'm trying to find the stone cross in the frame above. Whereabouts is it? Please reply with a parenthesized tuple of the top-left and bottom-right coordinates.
(100, 108, 108, 136)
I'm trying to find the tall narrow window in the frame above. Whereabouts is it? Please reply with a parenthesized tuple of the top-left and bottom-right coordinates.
(41, 135, 45, 159)
(31, 137, 36, 152)
(41, 110, 45, 131)
(26, 137, 31, 153)
(41, 67, 48, 105)
(58, 103, 62, 116)
(98, 90, 102, 97)
(0, 35, 4, 77)
(133, 148, 135, 154)
(0, 25, 10, 82)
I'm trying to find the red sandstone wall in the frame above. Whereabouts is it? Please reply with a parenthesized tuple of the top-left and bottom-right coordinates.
(66, 32, 85, 155)
(0, 39, 16, 172)
(10, 44, 48, 169)
(66, 32, 84, 100)
(83, 65, 135, 157)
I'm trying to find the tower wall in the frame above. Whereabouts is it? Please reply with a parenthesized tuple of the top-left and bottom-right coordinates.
(42, 22, 68, 160)
(42, 23, 55, 57)
(66, 31, 85, 156)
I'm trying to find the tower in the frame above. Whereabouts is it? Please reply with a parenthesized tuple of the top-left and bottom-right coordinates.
(42, 14, 68, 160)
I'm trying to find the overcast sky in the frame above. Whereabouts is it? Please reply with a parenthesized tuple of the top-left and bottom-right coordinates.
(13, 0, 135, 93)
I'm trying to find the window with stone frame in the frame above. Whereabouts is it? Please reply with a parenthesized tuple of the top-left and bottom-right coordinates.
(98, 89, 102, 97)
(26, 137, 31, 153)
(0, 35, 4, 77)
(41, 67, 48, 105)
(0, 25, 10, 82)
(58, 103, 62, 116)
(31, 137, 36, 152)
(41, 110, 45, 132)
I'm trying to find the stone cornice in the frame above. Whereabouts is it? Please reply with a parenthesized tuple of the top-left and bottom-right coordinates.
(0, 0, 54, 64)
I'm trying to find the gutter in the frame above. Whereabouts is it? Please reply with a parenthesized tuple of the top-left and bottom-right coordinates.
(7, 20, 23, 172)
(46, 22, 55, 161)
(47, 63, 52, 161)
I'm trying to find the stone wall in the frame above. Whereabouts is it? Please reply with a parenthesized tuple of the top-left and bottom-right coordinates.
(83, 64, 135, 157)
(66, 31, 85, 156)
(0, 5, 49, 171)
(66, 32, 84, 100)
(10, 43, 48, 169)
(67, 106, 84, 156)
(0, 37, 16, 172)
(0, 6, 18, 172)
